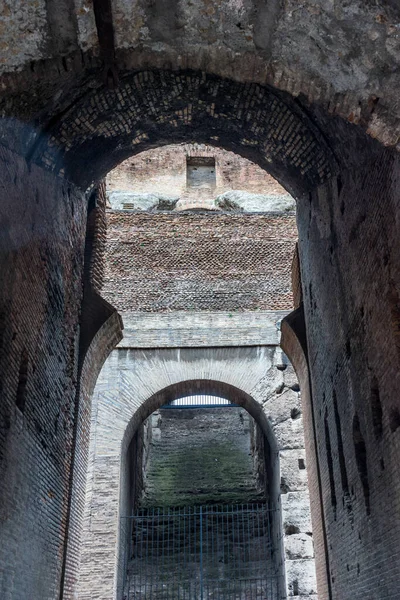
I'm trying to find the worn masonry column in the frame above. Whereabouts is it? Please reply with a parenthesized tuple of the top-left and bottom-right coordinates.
(296, 151, 400, 600)
(0, 145, 87, 600)
(281, 308, 330, 600)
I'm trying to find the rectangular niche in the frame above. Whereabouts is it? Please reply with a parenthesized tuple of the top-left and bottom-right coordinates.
(186, 156, 216, 189)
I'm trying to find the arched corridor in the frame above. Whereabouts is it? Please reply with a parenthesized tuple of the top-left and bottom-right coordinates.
(1, 4, 400, 599)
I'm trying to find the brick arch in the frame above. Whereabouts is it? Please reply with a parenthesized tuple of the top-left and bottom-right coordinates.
(31, 69, 337, 196)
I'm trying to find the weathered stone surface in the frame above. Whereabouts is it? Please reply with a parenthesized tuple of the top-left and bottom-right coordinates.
(1, 5, 399, 600)
(0, 145, 87, 600)
(263, 387, 302, 426)
(1, 2, 400, 148)
(286, 558, 318, 596)
(78, 342, 316, 599)
(294, 150, 400, 600)
(215, 190, 295, 213)
(140, 408, 264, 507)
(106, 144, 293, 212)
(119, 311, 286, 348)
(282, 492, 313, 535)
(279, 449, 309, 493)
(285, 533, 315, 560)
(107, 191, 179, 211)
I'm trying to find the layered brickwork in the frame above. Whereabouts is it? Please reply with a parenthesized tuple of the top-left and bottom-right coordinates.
(62, 311, 123, 600)
(31, 71, 335, 194)
(0, 7, 399, 600)
(294, 149, 400, 600)
(106, 144, 288, 198)
(102, 212, 297, 312)
(86, 180, 108, 294)
(281, 308, 331, 600)
(0, 145, 86, 600)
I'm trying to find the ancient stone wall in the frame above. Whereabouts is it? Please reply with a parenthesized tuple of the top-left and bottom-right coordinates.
(295, 149, 400, 600)
(62, 311, 123, 599)
(140, 407, 264, 507)
(119, 311, 286, 348)
(0, 145, 86, 600)
(106, 143, 288, 198)
(1, 1, 399, 153)
(78, 344, 317, 600)
(102, 212, 297, 312)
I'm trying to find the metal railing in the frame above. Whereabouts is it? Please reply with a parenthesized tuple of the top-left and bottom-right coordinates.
(121, 504, 283, 599)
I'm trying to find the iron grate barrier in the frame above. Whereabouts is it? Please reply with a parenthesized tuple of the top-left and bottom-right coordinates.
(121, 504, 283, 599)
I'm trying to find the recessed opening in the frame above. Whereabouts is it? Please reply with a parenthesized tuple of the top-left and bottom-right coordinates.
(324, 410, 337, 516)
(333, 392, 350, 501)
(124, 393, 285, 598)
(16, 350, 29, 413)
(370, 377, 383, 439)
(293, 579, 299, 596)
(352, 414, 371, 515)
(186, 156, 216, 189)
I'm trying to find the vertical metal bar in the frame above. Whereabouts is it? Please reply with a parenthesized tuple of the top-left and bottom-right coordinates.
(137, 514, 140, 599)
(256, 505, 261, 600)
(242, 505, 245, 599)
(149, 509, 152, 599)
(236, 504, 241, 582)
(200, 506, 204, 600)
(242, 504, 246, 577)
(189, 507, 192, 600)
(266, 507, 271, 600)
(225, 504, 230, 597)
(183, 506, 186, 600)
(167, 506, 170, 600)
(157, 507, 160, 599)
(176, 508, 179, 600)
(247, 505, 252, 600)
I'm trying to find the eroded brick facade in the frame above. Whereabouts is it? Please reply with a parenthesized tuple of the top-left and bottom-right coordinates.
(103, 212, 297, 312)
(0, 147, 86, 600)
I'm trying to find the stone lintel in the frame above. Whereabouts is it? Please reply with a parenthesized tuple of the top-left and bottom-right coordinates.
(118, 310, 288, 348)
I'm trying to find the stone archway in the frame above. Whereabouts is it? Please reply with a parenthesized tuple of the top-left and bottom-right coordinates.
(78, 346, 317, 600)
(28, 69, 337, 196)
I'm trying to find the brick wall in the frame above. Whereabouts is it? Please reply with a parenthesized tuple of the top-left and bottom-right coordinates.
(0, 145, 86, 600)
(102, 212, 297, 312)
(296, 150, 400, 600)
(33, 71, 334, 196)
(62, 311, 123, 600)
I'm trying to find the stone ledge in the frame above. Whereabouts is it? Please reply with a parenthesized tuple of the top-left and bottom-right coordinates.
(118, 310, 289, 348)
